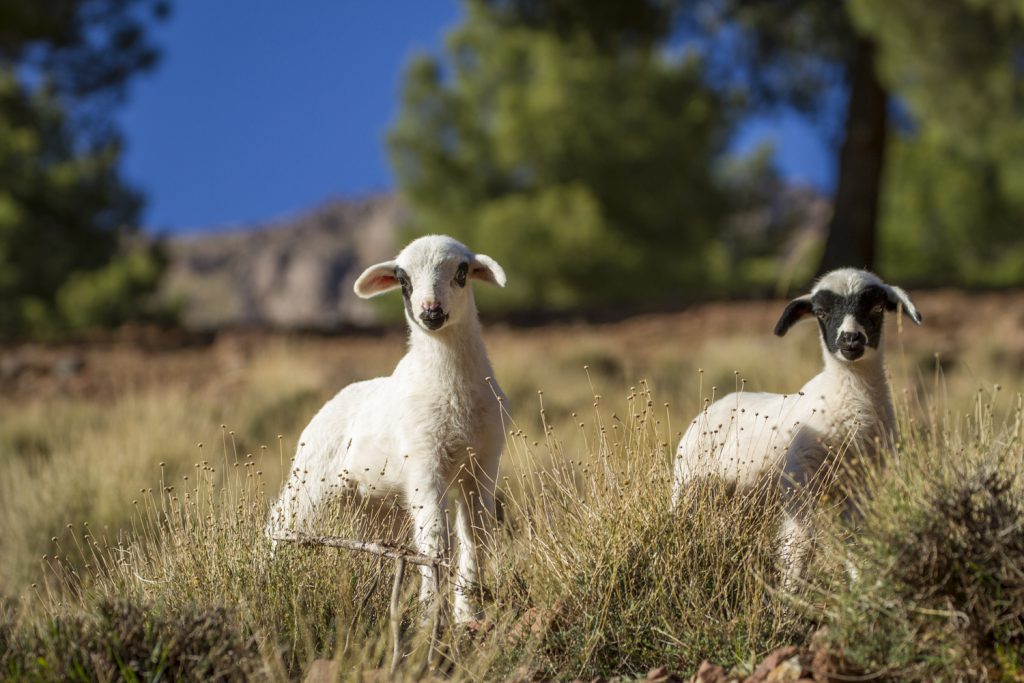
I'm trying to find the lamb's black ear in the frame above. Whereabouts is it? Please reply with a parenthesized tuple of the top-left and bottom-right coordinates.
(774, 296, 814, 337)
(884, 285, 923, 325)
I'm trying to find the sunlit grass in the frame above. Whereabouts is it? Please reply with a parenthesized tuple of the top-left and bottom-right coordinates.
(1, 314, 1022, 680)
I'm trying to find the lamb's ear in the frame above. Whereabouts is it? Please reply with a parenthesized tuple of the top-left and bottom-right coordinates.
(469, 253, 506, 287)
(353, 260, 400, 299)
(884, 285, 923, 324)
(774, 296, 814, 337)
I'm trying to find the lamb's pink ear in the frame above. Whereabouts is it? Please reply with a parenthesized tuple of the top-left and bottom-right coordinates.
(353, 260, 399, 299)
(469, 254, 506, 288)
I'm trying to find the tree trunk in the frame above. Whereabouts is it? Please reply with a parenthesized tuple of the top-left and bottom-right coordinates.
(818, 38, 888, 274)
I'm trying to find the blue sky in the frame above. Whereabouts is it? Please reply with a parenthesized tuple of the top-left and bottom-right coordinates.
(117, 2, 834, 234)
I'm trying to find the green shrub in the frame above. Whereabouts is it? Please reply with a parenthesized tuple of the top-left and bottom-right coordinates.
(0, 597, 259, 682)
(824, 459, 1024, 681)
(56, 243, 169, 332)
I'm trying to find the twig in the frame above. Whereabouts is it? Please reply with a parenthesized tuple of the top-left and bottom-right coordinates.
(424, 566, 445, 677)
(271, 528, 449, 676)
(269, 529, 448, 568)
(390, 557, 407, 675)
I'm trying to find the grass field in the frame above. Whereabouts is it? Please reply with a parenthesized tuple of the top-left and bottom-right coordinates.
(1, 290, 1023, 681)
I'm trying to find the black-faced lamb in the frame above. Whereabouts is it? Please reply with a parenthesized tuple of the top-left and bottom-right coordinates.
(672, 268, 922, 585)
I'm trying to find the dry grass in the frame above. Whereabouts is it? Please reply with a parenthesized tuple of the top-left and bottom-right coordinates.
(1, 294, 1023, 680)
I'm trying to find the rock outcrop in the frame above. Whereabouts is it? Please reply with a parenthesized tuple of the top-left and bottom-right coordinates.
(162, 195, 401, 330)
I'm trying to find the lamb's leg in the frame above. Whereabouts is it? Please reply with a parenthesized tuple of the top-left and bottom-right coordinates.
(452, 466, 496, 623)
(406, 481, 448, 610)
(778, 428, 827, 589)
(779, 510, 813, 591)
(671, 451, 693, 510)
(672, 414, 713, 511)
(670, 458, 685, 510)
(265, 463, 321, 553)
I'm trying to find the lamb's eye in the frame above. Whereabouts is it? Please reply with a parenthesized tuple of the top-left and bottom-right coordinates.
(871, 303, 884, 315)
(454, 262, 468, 288)
(815, 309, 828, 320)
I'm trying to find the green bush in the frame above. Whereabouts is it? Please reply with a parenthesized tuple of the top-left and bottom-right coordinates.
(0, 598, 260, 682)
(56, 244, 168, 332)
(824, 461, 1024, 680)
(389, 1, 733, 311)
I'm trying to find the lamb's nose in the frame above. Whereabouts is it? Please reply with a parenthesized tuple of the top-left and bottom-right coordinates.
(421, 300, 441, 312)
(419, 302, 447, 330)
(838, 331, 865, 346)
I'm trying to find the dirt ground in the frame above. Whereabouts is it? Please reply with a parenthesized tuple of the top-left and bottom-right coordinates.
(2, 289, 1022, 405)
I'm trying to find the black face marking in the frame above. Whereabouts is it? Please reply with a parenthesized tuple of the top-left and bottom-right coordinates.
(454, 262, 468, 288)
(395, 266, 416, 321)
(394, 266, 412, 299)
(811, 285, 888, 358)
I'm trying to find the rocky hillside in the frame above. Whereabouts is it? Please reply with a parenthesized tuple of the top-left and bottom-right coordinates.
(160, 186, 830, 330)
(161, 195, 401, 330)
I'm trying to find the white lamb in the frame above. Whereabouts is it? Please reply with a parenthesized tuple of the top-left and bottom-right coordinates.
(671, 268, 922, 585)
(266, 235, 509, 623)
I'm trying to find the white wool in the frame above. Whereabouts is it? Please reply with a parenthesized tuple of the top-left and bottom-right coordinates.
(266, 235, 508, 622)
(672, 269, 921, 586)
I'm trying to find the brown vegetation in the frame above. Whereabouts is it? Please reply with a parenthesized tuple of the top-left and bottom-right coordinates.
(1, 290, 1022, 680)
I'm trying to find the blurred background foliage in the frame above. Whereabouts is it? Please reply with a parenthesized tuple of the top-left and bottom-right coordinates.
(391, 0, 1024, 311)
(389, 0, 735, 309)
(856, 0, 1024, 285)
(2, 0, 1024, 336)
(0, 0, 169, 338)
